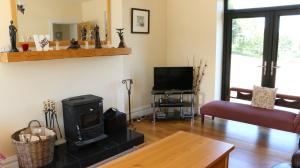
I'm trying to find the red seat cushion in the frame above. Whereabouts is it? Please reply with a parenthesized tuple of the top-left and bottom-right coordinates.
(200, 101, 297, 133)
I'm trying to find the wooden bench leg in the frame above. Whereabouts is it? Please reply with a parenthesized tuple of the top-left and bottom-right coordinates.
(201, 114, 205, 124)
(212, 116, 215, 120)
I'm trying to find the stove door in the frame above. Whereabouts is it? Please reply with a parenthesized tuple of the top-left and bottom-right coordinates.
(80, 111, 101, 129)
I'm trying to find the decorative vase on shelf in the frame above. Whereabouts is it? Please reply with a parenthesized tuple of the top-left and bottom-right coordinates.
(194, 93, 206, 115)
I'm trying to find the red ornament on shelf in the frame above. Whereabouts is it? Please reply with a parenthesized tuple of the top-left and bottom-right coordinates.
(21, 44, 29, 52)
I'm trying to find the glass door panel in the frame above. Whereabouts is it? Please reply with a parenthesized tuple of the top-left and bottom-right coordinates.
(228, 0, 300, 10)
(230, 17, 266, 90)
(275, 15, 300, 96)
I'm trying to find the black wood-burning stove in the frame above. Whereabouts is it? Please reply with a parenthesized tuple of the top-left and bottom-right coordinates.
(62, 95, 107, 148)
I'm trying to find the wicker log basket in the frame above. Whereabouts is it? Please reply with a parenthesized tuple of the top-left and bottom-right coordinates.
(11, 120, 56, 168)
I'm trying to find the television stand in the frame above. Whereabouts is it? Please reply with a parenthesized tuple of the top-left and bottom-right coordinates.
(151, 90, 195, 124)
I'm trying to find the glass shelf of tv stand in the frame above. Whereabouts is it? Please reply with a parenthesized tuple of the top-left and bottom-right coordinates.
(151, 89, 195, 123)
(151, 89, 195, 95)
(155, 110, 194, 120)
(154, 98, 192, 107)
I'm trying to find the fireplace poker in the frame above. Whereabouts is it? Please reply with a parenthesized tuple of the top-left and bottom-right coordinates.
(54, 113, 63, 138)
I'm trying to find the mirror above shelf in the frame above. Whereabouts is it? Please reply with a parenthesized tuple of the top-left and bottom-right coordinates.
(11, 0, 111, 46)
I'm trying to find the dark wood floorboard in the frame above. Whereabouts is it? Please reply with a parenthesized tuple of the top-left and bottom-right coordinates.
(132, 116, 298, 168)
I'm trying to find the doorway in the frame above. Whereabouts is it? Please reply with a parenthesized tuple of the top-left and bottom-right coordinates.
(222, 5, 300, 100)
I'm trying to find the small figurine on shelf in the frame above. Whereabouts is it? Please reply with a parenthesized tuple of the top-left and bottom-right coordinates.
(116, 28, 126, 48)
(81, 26, 87, 41)
(89, 29, 95, 40)
(94, 25, 102, 48)
(9, 20, 19, 52)
(68, 38, 81, 49)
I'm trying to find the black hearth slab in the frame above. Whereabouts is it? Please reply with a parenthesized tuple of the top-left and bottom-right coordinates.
(70, 139, 119, 167)
(108, 129, 145, 152)
(43, 144, 81, 168)
(42, 129, 144, 168)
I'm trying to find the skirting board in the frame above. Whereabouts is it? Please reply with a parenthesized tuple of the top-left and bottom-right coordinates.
(0, 155, 18, 168)
(131, 106, 152, 119)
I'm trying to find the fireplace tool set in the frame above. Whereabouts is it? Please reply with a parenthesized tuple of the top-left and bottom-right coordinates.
(43, 100, 63, 138)
(122, 79, 134, 127)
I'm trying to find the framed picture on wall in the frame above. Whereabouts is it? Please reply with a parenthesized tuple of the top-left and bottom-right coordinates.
(131, 8, 150, 34)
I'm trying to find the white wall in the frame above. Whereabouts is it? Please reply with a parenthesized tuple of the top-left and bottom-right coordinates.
(0, 0, 11, 157)
(166, 0, 224, 103)
(0, 0, 125, 157)
(122, 0, 166, 111)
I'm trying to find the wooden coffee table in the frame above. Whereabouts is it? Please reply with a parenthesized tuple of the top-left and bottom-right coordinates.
(101, 131, 235, 168)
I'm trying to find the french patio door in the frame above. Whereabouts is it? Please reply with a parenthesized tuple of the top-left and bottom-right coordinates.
(222, 9, 300, 100)
(272, 13, 300, 96)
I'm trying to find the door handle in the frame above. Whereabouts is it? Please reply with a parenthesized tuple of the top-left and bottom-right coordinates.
(271, 61, 280, 76)
(258, 61, 267, 76)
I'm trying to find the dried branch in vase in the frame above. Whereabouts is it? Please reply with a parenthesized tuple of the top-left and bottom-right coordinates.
(193, 59, 208, 95)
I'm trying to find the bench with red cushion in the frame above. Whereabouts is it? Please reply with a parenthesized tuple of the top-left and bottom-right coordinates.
(200, 88, 300, 146)
(200, 100, 300, 134)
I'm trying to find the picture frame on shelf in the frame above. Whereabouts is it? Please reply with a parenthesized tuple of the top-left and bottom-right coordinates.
(131, 8, 150, 34)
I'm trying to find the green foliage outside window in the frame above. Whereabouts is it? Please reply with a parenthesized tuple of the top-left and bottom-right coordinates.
(231, 19, 300, 58)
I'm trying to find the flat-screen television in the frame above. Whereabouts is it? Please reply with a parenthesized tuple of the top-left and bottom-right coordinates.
(153, 67, 193, 91)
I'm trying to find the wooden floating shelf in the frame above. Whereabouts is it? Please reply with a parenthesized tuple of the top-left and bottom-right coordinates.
(0, 48, 131, 62)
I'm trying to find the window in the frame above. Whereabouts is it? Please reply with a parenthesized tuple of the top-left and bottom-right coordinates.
(228, 0, 300, 10)
(222, 1, 300, 100)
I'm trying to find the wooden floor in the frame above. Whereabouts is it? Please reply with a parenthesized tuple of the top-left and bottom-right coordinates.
(132, 116, 298, 168)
